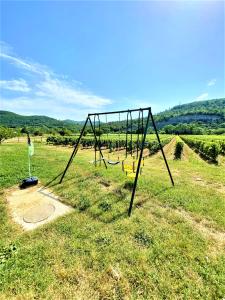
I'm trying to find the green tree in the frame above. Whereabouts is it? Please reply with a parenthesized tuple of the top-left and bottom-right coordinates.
(21, 127, 29, 134)
(0, 127, 14, 143)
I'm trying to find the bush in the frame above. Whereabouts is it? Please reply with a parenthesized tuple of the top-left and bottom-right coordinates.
(124, 181, 134, 190)
(98, 201, 112, 211)
(174, 141, 184, 159)
(202, 142, 221, 161)
(147, 138, 172, 155)
(0, 127, 15, 143)
(134, 230, 152, 247)
(77, 196, 90, 211)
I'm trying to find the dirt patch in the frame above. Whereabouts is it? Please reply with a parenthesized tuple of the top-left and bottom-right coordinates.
(218, 155, 225, 166)
(137, 195, 225, 252)
(175, 208, 225, 248)
(98, 180, 123, 197)
(6, 185, 73, 231)
(192, 175, 225, 195)
(155, 137, 177, 160)
(182, 142, 195, 161)
(205, 182, 225, 196)
(99, 180, 111, 190)
(5, 136, 46, 143)
(99, 180, 111, 188)
(194, 177, 203, 181)
(192, 176, 206, 186)
(145, 199, 225, 250)
(213, 183, 225, 195)
(154, 137, 184, 160)
(167, 138, 176, 159)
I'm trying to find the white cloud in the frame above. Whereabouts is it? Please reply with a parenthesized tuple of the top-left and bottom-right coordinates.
(0, 42, 112, 120)
(195, 93, 209, 101)
(35, 77, 111, 108)
(0, 79, 30, 92)
(0, 96, 92, 120)
(207, 78, 216, 86)
(0, 52, 49, 76)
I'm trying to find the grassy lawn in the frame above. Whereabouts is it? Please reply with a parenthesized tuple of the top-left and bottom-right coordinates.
(0, 141, 225, 299)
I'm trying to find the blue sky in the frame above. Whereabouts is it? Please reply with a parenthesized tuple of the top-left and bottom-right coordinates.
(0, 1, 224, 120)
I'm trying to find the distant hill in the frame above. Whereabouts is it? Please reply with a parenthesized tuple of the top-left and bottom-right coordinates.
(0, 111, 73, 128)
(111, 98, 225, 134)
(0, 111, 85, 128)
(0, 98, 225, 134)
(63, 119, 85, 125)
(156, 98, 225, 120)
(155, 98, 225, 128)
(106, 98, 225, 132)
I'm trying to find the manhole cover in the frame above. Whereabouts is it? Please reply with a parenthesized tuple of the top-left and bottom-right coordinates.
(23, 203, 55, 223)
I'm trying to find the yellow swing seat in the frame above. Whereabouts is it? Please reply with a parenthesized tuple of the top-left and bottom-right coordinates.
(124, 164, 133, 170)
(127, 172, 136, 179)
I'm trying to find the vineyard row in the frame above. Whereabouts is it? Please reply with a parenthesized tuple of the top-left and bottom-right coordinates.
(180, 136, 225, 161)
(46, 136, 172, 156)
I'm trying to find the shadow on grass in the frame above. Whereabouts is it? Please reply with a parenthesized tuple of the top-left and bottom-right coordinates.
(72, 184, 131, 223)
(152, 186, 174, 197)
(42, 171, 138, 223)
(41, 171, 64, 189)
(87, 208, 129, 224)
(41, 171, 79, 189)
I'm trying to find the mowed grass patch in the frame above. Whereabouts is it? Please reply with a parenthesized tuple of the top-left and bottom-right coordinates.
(0, 142, 225, 299)
(138, 151, 225, 231)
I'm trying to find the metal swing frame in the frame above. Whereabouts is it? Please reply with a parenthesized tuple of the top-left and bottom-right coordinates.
(59, 107, 174, 216)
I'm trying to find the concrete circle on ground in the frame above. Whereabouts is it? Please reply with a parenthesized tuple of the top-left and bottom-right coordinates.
(23, 203, 55, 223)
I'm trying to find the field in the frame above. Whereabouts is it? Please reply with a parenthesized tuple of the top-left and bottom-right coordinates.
(0, 136, 225, 299)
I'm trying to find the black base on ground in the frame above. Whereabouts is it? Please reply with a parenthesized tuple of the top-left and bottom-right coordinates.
(20, 176, 38, 189)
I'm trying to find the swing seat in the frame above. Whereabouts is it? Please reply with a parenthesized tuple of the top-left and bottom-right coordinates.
(107, 160, 120, 165)
(123, 164, 134, 173)
(124, 168, 134, 173)
(127, 172, 136, 179)
(124, 164, 133, 169)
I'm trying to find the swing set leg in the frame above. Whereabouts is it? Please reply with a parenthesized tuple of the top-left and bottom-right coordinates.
(150, 112, 174, 186)
(128, 110, 150, 216)
(128, 109, 174, 216)
(59, 117, 89, 183)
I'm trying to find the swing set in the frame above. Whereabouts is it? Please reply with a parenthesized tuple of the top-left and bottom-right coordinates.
(59, 107, 174, 216)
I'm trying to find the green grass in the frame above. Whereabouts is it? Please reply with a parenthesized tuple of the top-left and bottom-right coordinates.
(0, 141, 225, 299)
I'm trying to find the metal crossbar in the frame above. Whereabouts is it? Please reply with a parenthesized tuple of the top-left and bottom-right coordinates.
(88, 107, 151, 116)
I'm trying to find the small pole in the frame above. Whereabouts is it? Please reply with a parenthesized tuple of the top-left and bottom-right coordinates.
(27, 132, 32, 177)
(28, 153, 31, 177)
